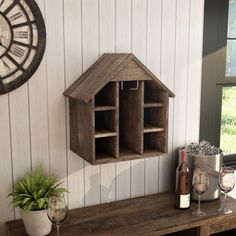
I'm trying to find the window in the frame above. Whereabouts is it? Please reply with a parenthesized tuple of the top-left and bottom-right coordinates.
(200, 0, 236, 164)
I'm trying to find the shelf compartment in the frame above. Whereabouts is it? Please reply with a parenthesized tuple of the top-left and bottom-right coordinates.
(95, 137, 117, 160)
(95, 82, 117, 106)
(119, 81, 144, 155)
(144, 107, 165, 130)
(143, 124, 164, 133)
(95, 110, 116, 134)
(144, 81, 166, 104)
(144, 132, 166, 153)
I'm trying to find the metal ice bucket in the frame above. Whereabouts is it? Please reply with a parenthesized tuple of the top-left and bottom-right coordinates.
(178, 147, 223, 201)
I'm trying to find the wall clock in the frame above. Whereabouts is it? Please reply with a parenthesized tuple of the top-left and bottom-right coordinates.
(0, 0, 46, 95)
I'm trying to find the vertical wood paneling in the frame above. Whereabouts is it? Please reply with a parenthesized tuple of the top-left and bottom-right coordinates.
(159, 0, 176, 192)
(82, 0, 101, 207)
(116, 0, 132, 52)
(101, 163, 116, 203)
(130, 0, 146, 198)
(99, 0, 116, 204)
(100, 0, 115, 53)
(172, 0, 191, 179)
(145, 0, 162, 195)
(29, 0, 49, 174)
(45, 0, 67, 187)
(146, 0, 162, 77)
(116, 0, 132, 201)
(186, 0, 205, 143)
(9, 86, 31, 219)
(0, 1, 206, 230)
(0, 95, 13, 234)
(64, 0, 84, 209)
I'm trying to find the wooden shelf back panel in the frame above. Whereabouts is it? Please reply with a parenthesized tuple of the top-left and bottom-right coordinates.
(95, 82, 117, 106)
(119, 81, 144, 155)
(144, 108, 164, 128)
(95, 137, 117, 159)
(144, 132, 166, 153)
(95, 110, 117, 133)
(144, 81, 167, 103)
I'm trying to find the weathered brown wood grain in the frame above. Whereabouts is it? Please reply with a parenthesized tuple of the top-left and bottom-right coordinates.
(6, 192, 236, 236)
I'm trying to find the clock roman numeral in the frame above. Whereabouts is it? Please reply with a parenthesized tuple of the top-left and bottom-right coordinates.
(0, 0, 5, 8)
(11, 45, 25, 58)
(9, 12, 23, 22)
(12, 21, 36, 29)
(2, 59, 10, 71)
(14, 31, 28, 39)
(4, 0, 20, 15)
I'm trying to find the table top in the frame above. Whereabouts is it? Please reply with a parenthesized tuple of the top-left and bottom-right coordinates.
(6, 192, 236, 236)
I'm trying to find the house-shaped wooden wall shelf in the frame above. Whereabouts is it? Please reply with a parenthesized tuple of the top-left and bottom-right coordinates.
(64, 53, 175, 165)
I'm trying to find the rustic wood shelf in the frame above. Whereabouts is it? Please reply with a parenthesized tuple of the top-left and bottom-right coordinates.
(6, 192, 236, 236)
(94, 155, 116, 164)
(95, 105, 117, 111)
(64, 53, 174, 165)
(95, 130, 117, 138)
(143, 124, 164, 133)
(144, 101, 163, 108)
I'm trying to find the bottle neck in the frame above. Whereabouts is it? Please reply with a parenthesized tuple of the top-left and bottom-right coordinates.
(181, 149, 187, 162)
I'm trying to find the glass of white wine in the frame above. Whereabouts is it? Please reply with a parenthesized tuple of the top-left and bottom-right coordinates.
(192, 166, 209, 216)
(218, 166, 235, 215)
(47, 194, 68, 236)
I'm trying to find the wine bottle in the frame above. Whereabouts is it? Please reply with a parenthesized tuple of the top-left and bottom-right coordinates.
(175, 149, 190, 209)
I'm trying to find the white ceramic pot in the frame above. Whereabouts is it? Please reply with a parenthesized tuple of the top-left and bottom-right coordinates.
(22, 209, 52, 236)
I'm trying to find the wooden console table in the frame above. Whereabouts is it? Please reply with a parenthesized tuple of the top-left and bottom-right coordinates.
(6, 192, 236, 236)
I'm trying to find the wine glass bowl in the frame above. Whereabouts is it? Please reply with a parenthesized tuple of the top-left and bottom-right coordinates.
(47, 194, 68, 236)
(218, 166, 235, 214)
(192, 167, 209, 216)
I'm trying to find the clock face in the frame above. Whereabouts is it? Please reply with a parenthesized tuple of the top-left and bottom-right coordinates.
(0, 0, 46, 95)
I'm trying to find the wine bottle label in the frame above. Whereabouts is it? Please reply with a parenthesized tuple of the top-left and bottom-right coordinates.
(179, 194, 190, 208)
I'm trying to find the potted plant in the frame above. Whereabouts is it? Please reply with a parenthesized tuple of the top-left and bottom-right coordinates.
(8, 167, 67, 236)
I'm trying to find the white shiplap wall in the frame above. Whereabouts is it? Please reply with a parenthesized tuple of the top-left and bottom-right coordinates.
(0, 0, 204, 234)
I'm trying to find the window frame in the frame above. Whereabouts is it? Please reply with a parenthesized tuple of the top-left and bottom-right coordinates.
(200, 0, 236, 164)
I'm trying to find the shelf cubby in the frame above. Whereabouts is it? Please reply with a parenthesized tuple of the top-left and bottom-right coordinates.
(144, 132, 166, 153)
(95, 137, 117, 161)
(144, 81, 166, 105)
(95, 82, 117, 107)
(119, 81, 144, 155)
(144, 108, 164, 133)
(95, 110, 117, 138)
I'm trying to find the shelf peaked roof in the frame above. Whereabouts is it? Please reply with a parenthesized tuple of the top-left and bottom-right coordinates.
(64, 53, 175, 103)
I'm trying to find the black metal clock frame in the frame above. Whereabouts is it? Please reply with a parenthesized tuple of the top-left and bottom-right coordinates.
(0, 0, 46, 95)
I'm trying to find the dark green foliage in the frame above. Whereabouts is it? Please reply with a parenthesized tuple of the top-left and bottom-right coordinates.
(8, 167, 67, 211)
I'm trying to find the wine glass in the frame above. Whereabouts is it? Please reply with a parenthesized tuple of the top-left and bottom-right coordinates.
(47, 194, 68, 236)
(218, 166, 235, 214)
(192, 166, 209, 216)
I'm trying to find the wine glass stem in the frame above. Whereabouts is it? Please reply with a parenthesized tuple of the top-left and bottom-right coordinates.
(225, 192, 228, 211)
(56, 224, 60, 236)
(198, 194, 201, 213)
